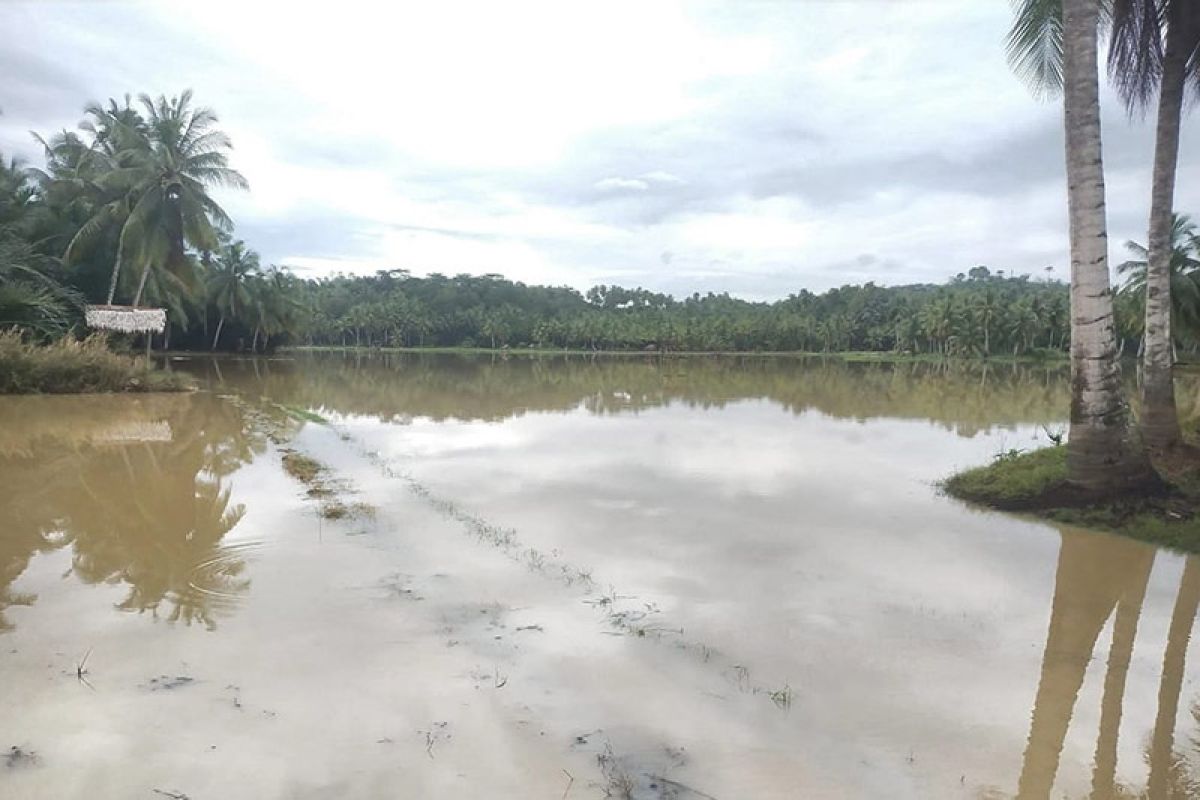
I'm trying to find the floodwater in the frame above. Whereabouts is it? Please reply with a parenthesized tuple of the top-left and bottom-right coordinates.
(2, 353, 1200, 799)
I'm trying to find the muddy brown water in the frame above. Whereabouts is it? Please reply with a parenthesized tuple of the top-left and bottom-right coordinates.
(3, 353, 1200, 799)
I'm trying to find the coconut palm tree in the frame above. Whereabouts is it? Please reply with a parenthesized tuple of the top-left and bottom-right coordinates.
(1012, 0, 1200, 450)
(1008, 0, 1154, 492)
(971, 288, 1001, 356)
(207, 239, 258, 350)
(1118, 214, 1200, 347)
(1110, 0, 1200, 450)
(64, 91, 247, 307)
(248, 266, 303, 352)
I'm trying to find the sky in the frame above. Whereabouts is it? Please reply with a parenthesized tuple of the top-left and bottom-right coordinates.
(2, 1, 1197, 300)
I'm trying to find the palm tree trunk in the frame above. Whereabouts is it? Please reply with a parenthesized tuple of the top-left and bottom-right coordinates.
(1141, 4, 1189, 452)
(1061, 0, 1153, 493)
(105, 235, 126, 305)
(132, 263, 152, 307)
(211, 315, 225, 351)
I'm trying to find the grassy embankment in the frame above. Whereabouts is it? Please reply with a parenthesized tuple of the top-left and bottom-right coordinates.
(944, 444, 1200, 552)
(0, 331, 192, 394)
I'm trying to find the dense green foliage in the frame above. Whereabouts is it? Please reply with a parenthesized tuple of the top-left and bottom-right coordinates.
(289, 267, 1072, 355)
(5, 89, 1200, 357)
(1, 91, 296, 353)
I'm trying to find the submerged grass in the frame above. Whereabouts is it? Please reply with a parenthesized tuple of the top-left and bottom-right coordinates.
(281, 451, 323, 483)
(0, 330, 191, 394)
(318, 500, 376, 521)
(275, 402, 329, 425)
(279, 448, 376, 521)
(943, 445, 1200, 552)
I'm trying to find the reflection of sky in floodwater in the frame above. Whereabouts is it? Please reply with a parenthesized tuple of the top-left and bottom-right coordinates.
(2, 354, 1199, 799)
(338, 391, 1198, 798)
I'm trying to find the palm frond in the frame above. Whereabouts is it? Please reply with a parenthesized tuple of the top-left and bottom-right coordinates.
(1007, 0, 1065, 98)
(1108, 0, 1164, 114)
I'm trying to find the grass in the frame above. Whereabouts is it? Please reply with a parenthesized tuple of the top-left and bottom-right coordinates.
(944, 445, 1200, 552)
(0, 330, 192, 394)
(943, 446, 1068, 509)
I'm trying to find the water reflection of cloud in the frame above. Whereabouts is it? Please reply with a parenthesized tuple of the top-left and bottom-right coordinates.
(348, 392, 1197, 795)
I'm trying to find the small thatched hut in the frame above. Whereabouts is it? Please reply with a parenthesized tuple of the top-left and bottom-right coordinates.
(84, 305, 167, 335)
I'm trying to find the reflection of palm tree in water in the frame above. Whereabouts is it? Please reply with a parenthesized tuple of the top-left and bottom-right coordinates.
(66, 397, 254, 630)
(1018, 529, 1156, 799)
(0, 392, 260, 632)
(68, 448, 248, 630)
(1146, 557, 1200, 799)
(1017, 528, 1200, 799)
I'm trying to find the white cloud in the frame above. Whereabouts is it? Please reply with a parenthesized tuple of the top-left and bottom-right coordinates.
(594, 177, 651, 193)
(640, 170, 686, 185)
(0, 0, 1186, 297)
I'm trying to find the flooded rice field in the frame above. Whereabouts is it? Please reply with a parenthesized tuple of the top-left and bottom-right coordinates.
(3, 353, 1200, 799)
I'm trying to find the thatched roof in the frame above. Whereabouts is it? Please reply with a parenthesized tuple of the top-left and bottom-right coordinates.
(85, 305, 167, 334)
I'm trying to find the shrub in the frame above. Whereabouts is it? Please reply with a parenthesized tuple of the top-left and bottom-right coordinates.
(0, 330, 192, 394)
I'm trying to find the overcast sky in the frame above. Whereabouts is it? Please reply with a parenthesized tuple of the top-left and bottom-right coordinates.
(2, 1, 1197, 300)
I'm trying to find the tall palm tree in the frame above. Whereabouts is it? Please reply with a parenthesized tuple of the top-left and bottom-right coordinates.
(1009, 0, 1154, 492)
(971, 288, 1001, 356)
(1110, 0, 1200, 450)
(64, 91, 248, 307)
(207, 239, 258, 350)
(1013, 0, 1200, 450)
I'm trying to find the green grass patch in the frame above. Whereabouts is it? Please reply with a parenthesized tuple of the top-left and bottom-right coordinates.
(0, 330, 192, 394)
(943, 446, 1068, 508)
(944, 445, 1200, 553)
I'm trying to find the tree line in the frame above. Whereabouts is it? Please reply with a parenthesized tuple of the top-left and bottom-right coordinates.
(290, 267, 1076, 356)
(0, 96, 1085, 358)
(4, 88, 1200, 367)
